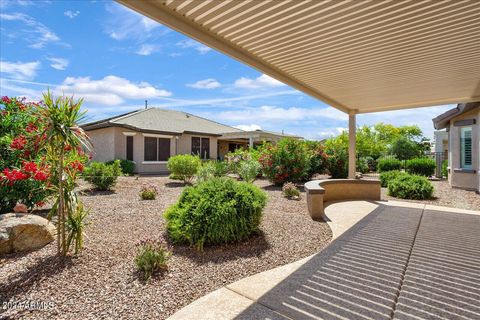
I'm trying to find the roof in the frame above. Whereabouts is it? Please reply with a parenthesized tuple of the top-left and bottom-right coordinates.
(83, 107, 242, 136)
(118, 0, 480, 114)
(432, 102, 479, 130)
(220, 129, 302, 140)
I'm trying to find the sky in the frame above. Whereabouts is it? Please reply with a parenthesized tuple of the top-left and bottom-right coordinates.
(0, 0, 453, 140)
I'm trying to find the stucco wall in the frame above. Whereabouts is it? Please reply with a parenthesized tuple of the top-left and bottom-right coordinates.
(177, 133, 218, 160)
(448, 108, 479, 191)
(88, 127, 116, 162)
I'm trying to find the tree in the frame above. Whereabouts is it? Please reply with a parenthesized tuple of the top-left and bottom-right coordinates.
(389, 137, 419, 160)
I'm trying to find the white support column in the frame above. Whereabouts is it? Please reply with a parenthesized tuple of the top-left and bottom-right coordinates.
(249, 136, 254, 149)
(348, 112, 356, 179)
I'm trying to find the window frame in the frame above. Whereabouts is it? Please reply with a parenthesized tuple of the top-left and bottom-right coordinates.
(460, 126, 472, 170)
(143, 136, 171, 163)
(191, 136, 210, 159)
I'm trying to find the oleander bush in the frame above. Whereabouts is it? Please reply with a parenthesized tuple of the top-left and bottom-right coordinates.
(164, 177, 267, 250)
(305, 141, 328, 178)
(135, 239, 171, 280)
(406, 157, 436, 177)
(139, 184, 158, 200)
(388, 174, 434, 200)
(282, 182, 300, 200)
(167, 154, 201, 184)
(83, 160, 122, 190)
(325, 147, 348, 178)
(238, 160, 261, 183)
(379, 170, 408, 188)
(107, 159, 135, 175)
(378, 158, 402, 172)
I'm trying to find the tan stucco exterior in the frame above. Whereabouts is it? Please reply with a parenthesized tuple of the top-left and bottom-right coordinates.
(447, 108, 479, 191)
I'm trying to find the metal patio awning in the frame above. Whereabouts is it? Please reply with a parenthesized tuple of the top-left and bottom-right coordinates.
(117, 0, 480, 114)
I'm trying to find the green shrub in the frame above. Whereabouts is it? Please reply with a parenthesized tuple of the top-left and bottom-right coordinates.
(139, 184, 158, 200)
(282, 182, 300, 200)
(135, 239, 171, 280)
(83, 160, 122, 190)
(167, 154, 201, 184)
(388, 174, 434, 200)
(356, 157, 369, 174)
(365, 156, 377, 172)
(213, 160, 228, 177)
(107, 159, 135, 175)
(305, 141, 328, 178)
(406, 157, 435, 177)
(238, 160, 261, 183)
(378, 158, 402, 172)
(196, 161, 216, 183)
(442, 160, 448, 178)
(259, 138, 310, 184)
(164, 177, 267, 250)
(325, 148, 348, 178)
(65, 201, 89, 255)
(379, 170, 408, 188)
(389, 136, 420, 160)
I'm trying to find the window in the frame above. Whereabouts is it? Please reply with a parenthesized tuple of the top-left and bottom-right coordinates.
(191, 137, 210, 159)
(144, 137, 171, 162)
(460, 127, 472, 169)
(126, 136, 133, 161)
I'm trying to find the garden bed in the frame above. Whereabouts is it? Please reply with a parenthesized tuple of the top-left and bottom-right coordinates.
(0, 176, 331, 319)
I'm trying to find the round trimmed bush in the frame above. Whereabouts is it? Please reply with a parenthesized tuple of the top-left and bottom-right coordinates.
(379, 170, 408, 188)
(406, 157, 435, 177)
(84, 160, 122, 190)
(378, 158, 402, 172)
(164, 177, 267, 250)
(388, 174, 433, 200)
(167, 154, 201, 184)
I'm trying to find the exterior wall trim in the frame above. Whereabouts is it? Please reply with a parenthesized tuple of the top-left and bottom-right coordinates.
(142, 133, 174, 138)
(453, 119, 476, 127)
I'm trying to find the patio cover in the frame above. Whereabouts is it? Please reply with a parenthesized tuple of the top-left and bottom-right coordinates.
(117, 0, 480, 114)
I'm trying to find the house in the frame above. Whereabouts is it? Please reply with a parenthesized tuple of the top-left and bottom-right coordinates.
(82, 107, 300, 174)
(433, 102, 479, 192)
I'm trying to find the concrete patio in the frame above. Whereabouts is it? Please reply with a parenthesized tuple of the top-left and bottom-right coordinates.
(169, 201, 480, 320)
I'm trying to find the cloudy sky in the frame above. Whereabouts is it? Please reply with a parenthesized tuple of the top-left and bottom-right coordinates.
(0, 0, 452, 140)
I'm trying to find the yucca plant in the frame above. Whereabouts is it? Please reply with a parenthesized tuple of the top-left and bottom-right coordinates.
(66, 201, 89, 254)
(39, 91, 93, 256)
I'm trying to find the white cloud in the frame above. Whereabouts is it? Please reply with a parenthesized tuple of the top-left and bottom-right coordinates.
(187, 78, 221, 89)
(47, 57, 69, 70)
(317, 127, 347, 139)
(64, 10, 80, 19)
(235, 124, 262, 131)
(54, 75, 172, 106)
(234, 74, 286, 89)
(135, 44, 161, 56)
(0, 12, 61, 48)
(104, 3, 165, 41)
(0, 60, 40, 80)
(176, 39, 211, 54)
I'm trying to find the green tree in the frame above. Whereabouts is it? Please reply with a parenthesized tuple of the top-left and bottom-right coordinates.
(389, 137, 419, 160)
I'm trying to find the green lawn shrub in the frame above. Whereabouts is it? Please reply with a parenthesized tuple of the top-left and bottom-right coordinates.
(164, 177, 267, 250)
(167, 154, 201, 184)
(238, 160, 261, 183)
(378, 158, 402, 172)
(388, 174, 433, 200)
(196, 161, 216, 183)
(379, 170, 408, 188)
(406, 157, 435, 177)
(83, 160, 122, 190)
(356, 157, 370, 174)
(107, 159, 135, 175)
(441, 160, 448, 178)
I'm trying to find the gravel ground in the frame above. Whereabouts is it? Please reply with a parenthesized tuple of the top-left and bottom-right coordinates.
(382, 179, 480, 210)
(0, 176, 331, 319)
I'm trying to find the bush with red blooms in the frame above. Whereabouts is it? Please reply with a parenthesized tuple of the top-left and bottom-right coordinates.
(258, 138, 310, 185)
(0, 96, 87, 214)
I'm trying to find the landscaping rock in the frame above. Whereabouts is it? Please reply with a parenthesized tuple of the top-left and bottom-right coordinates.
(0, 213, 56, 255)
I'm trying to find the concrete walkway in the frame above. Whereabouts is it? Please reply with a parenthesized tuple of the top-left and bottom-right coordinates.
(168, 201, 480, 320)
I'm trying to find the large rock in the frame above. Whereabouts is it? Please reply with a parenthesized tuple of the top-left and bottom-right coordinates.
(0, 213, 56, 255)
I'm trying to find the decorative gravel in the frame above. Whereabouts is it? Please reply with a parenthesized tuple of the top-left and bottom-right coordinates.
(382, 179, 480, 210)
(0, 176, 331, 319)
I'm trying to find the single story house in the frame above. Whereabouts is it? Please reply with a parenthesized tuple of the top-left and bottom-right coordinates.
(82, 107, 300, 174)
(433, 102, 479, 192)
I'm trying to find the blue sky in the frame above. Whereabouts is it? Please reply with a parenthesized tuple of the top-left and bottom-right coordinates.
(0, 0, 452, 140)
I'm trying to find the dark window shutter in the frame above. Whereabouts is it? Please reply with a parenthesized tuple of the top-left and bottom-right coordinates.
(158, 138, 171, 161)
(126, 136, 133, 161)
(191, 137, 201, 156)
(201, 137, 210, 159)
(144, 137, 157, 161)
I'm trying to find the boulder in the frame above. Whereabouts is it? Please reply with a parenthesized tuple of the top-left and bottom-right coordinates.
(0, 213, 56, 255)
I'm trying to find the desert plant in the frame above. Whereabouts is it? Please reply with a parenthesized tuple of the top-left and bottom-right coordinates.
(282, 182, 300, 200)
(83, 160, 122, 191)
(406, 157, 436, 177)
(441, 159, 448, 178)
(65, 201, 89, 255)
(378, 157, 402, 172)
(379, 170, 408, 188)
(107, 159, 135, 175)
(135, 239, 171, 280)
(139, 184, 158, 200)
(196, 161, 216, 183)
(238, 160, 261, 183)
(167, 154, 201, 184)
(164, 177, 267, 250)
(388, 174, 434, 200)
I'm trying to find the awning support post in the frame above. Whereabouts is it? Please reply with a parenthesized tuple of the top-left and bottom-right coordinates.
(249, 136, 254, 149)
(348, 111, 356, 179)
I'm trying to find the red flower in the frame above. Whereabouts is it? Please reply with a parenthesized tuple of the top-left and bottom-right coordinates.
(69, 160, 84, 172)
(26, 123, 37, 133)
(2, 169, 28, 184)
(64, 144, 73, 151)
(33, 171, 48, 181)
(1, 96, 11, 104)
(35, 201, 46, 207)
(10, 135, 27, 150)
(22, 161, 38, 173)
